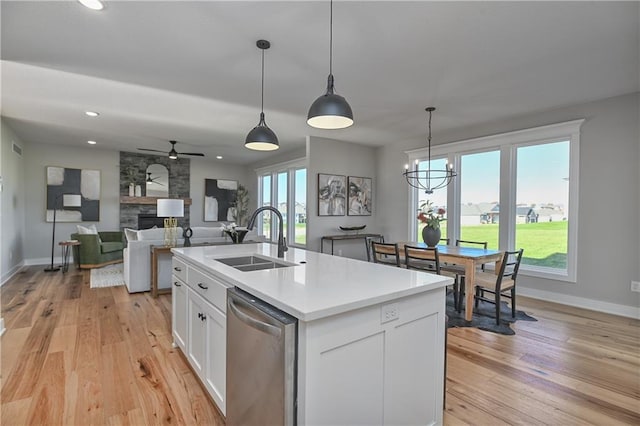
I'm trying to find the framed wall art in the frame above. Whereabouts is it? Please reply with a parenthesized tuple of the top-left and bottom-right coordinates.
(204, 178, 238, 221)
(347, 176, 372, 216)
(318, 173, 346, 216)
(46, 166, 100, 222)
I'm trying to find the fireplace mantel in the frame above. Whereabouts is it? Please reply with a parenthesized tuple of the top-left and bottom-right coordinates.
(120, 196, 192, 206)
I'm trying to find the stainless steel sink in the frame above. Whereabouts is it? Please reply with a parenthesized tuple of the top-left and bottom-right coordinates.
(215, 255, 296, 271)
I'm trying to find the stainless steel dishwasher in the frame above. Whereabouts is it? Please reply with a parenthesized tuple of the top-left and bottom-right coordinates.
(226, 287, 297, 426)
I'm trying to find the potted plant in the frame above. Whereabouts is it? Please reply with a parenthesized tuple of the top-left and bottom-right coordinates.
(417, 200, 446, 247)
(231, 184, 250, 226)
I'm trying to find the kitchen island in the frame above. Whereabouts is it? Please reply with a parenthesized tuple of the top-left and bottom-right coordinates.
(172, 243, 451, 425)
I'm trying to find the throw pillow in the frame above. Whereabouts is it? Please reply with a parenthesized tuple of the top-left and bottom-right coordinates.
(124, 228, 138, 242)
(77, 224, 98, 234)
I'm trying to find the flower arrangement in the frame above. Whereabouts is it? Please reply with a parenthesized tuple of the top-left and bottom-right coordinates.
(222, 222, 239, 236)
(417, 200, 446, 229)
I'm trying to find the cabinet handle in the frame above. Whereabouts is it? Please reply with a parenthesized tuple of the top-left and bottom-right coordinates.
(197, 283, 208, 290)
(202, 314, 207, 322)
(174, 281, 181, 287)
(174, 266, 182, 272)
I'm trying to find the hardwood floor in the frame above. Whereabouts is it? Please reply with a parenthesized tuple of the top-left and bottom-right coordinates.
(1, 266, 639, 425)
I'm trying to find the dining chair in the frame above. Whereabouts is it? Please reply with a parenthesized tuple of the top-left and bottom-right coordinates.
(404, 245, 461, 309)
(440, 238, 450, 245)
(439, 239, 489, 311)
(370, 241, 401, 267)
(473, 249, 524, 325)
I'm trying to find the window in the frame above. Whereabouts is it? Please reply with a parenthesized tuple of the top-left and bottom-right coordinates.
(257, 159, 307, 248)
(515, 141, 570, 270)
(459, 150, 500, 249)
(416, 158, 448, 242)
(407, 120, 582, 281)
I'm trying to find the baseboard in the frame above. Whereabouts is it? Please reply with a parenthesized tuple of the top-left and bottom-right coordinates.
(519, 287, 640, 320)
(24, 257, 63, 266)
(1, 261, 27, 287)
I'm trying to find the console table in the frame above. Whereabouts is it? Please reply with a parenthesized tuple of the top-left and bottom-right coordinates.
(320, 233, 384, 261)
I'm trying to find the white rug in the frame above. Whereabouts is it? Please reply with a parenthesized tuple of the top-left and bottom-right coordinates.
(90, 263, 125, 288)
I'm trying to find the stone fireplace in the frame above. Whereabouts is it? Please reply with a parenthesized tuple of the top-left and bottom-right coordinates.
(119, 151, 191, 230)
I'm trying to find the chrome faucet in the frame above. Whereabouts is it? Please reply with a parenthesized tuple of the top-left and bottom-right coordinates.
(246, 206, 288, 258)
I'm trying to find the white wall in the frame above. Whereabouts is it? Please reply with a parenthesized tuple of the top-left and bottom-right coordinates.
(376, 92, 640, 312)
(1, 120, 26, 282)
(307, 136, 377, 260)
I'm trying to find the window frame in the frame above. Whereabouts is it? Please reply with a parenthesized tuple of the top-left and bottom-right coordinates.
(406, 119, 583, 282)
(256, 158, 307, 248)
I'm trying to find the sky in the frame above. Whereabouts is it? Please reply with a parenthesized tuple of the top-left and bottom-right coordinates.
(419, 141, 570, 208)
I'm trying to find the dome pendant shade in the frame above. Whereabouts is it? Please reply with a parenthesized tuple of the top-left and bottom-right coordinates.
(245, 112, 280, 151)
(307, 75, 353, 129)
(245, 39, 279, 151)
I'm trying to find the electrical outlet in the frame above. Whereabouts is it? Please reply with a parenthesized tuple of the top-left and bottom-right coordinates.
(381, 303, 399, 324)
(631, 281, 640, 293)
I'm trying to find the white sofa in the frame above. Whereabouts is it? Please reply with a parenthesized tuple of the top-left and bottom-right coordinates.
(123, 226, 262, 293)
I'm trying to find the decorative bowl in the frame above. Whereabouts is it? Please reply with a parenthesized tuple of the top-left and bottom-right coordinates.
(339, 225, 366, 232)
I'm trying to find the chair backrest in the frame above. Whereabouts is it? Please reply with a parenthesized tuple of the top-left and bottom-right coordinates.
(404, 245, 440, 274)
(495, 249, 524, 291)
(371, 242, 401, 267)
(439, 238, 450, 245)
(456, 239, 488, 249)
(456, 239, 489, 270)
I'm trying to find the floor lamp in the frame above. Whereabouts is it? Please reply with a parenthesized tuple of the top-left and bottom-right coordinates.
(45, 193, 82, 272)
(157, 199, 184, 247)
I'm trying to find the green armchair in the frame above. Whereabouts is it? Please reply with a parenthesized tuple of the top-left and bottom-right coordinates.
(70, 231, 125, 269)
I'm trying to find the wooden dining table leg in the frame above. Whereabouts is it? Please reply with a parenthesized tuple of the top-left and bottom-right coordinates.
(464, 258, 476, 322)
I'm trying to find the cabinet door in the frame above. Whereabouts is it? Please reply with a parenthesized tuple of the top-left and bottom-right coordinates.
(172, 276, 188, 352)
(187, 290, 207, 379)
(203, 301, 227, 416)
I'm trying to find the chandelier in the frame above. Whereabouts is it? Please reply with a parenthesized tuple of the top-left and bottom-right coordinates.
(403, 107, 456, 194)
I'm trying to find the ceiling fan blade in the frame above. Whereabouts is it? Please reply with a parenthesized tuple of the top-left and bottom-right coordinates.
(138, 148, 168, 153)
(179, 152, 205, 157)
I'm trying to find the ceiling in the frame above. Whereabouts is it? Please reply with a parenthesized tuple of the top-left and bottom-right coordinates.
(1, 1, 638, 165)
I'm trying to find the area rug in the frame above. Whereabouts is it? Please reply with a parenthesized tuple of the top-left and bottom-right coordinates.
(446, 291, 537, 335)
(90, 263, 125, 288)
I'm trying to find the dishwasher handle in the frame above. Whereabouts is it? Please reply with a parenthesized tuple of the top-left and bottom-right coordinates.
(228, 298, 282, 338)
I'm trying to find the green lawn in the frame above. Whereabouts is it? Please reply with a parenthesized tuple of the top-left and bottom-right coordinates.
(419, 221, 568, 269)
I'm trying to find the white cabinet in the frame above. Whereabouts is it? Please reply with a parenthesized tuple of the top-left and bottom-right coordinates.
(172, 258, 229, 416)
(171, 275, 188, 352)
(298, 287, 446, 425)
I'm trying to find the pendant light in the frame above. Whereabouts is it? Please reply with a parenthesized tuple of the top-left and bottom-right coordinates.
(245, 39, 279, 151)
(403, 107, 457, 194)
(307, 0, 353, 129)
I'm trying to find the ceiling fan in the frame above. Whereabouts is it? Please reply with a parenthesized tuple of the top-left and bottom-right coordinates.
(146, 172, 165, 186)
(138, 140, 205, 159)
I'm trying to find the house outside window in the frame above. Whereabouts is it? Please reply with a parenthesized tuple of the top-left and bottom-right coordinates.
(406, 119, 582, 282)
(257, 158, 307, 248)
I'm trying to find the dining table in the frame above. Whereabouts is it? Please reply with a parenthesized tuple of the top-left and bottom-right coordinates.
(397, 242, 504, 321)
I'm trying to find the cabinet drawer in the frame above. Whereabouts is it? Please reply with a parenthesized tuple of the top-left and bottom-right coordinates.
(172, 257, 187, 282)
(188, 267, 229, 313)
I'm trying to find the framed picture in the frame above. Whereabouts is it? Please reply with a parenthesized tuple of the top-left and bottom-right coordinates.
(347, 176, 372, 216)
(318, 174, 346, 216)
(46, 166, 100, 222)
(204, 179, 238, 221)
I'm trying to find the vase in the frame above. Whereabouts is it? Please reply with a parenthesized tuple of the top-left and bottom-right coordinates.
(422, 226, 441, 247)
(128, 183, 135, 197)
(225, 230, 248, 244)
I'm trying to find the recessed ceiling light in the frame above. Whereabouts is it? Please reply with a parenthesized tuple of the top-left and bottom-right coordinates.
(85, 111, 99, 117)
(216, 155, 223, 159)
(87, 140, 97, 145)
(78, 0, 104, 11)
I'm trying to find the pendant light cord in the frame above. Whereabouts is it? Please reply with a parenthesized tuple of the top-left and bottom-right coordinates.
(427, 109, 432, 177)
(329, 0, 333, 76)
(261, 48, 265, 114)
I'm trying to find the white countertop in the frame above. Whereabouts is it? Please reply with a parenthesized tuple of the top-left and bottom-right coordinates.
(172, 243, 451, 321)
